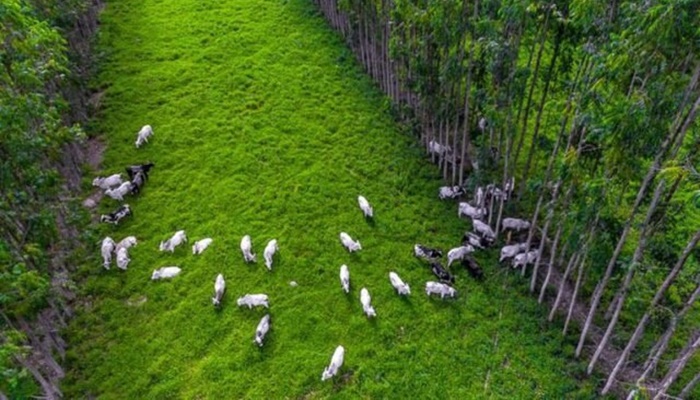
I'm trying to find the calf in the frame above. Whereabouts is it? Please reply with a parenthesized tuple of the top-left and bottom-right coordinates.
(129, 170, 147, 195)
(438, 185, 465, 200)
(425, 281, 457, 299)
(116, 236, 137, 252)
(92, 174, 123, 190)
(430, 262, 455, 285)
(321, 345, 345, 381)
(458, 202, 487, 220)
(263, 239, 278, 270)
(461, 256, 484, 280)
(116, 247, 130, 270)
(192, 238, 213, 255)
(502, 217, 530, 232)
(212, 273, 225, 306)
(159, 230, 187, 252)
(135, 125, 153, 148)
(104, 181, 132, 201)
(472, 219, 496, 240)
(357, 195, 373, 218)
(414, 244, 442, 260)
(447, 245, 475, 267)
(339, 232, 361, 252)
(101, 237, 116, 269)
(126, 162, 154, 180)
(360, 288, 376, 318)
(389, 271, 410, 295)
(499, 242, 529, 262)
(240, 235, 256, 262)
(339, 264, 350, 294)
(100, 204, 132, 225)
(254, 314, 270, 347)
(151, 266, 181, 280)
(236, 294, 269, 309)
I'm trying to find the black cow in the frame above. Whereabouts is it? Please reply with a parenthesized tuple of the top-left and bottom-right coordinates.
(430, 262, 455, 285)
(126, 162, 154, 180)
(100, 204, 132, 225)
(414, 244, 443, 260)
(461, 256, 484, 280)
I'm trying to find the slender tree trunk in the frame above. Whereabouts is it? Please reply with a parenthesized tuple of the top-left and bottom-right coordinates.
(652, 330, 700, 400)
(459, 0, 479, 186)
(679, 372, 700, 399)
(564, 255, 585, 335)
(548, 252, 581, 321)
(539, 222, 563, 304)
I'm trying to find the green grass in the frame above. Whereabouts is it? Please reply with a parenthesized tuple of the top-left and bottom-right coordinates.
(63, 0, 597, 398)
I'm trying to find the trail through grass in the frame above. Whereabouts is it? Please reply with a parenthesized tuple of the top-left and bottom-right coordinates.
(64, 0, 597, 398)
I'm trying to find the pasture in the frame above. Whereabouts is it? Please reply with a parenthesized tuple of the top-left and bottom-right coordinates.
(63, 0, 596, 397)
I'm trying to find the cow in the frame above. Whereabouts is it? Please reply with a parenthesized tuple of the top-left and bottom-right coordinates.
(236, 294, 269, 309)
(129, 170, 147, 195)
(512, 250, 540, 269)
(135, 125, 153, 148)
(500, 242, 529, 262)
(254, 314, 270, 347)
(425, 281, 457, 299)
(116, 247, 130, 270)
(447, 245, 475, 267)
(339, 264, 350, 294)
(414, 244, 442, 260)
(438, 186, 466, 200)
(389, 271, 410, 295)
(472, 219, 496, 240)
(151, 266, 181, 280)
(339, 232, 361, 252)
(92, 174, 123, 190)
(212, 274, 225, 306)
(116, 236, 137, 252)
(357, 195, 373, 218)
(104, 181, 132, 201)
(475, 186, 485, 207)
(159, 230, 187, 252)
(461, 256, 484, 280)
(430, 262, 455, 284)
(101, 237, 116, 269)
(462, 231, 487, 249)
(125, 162, 154, 180)
(192, 238, 213, 255)
(321, 345, 345, 381)
(428, 140, 452, 157)
(502, 217, 530, 232)
(100, 204, 132, 225)
(263, 239, 278, 270)
(458, 202, 487, 220)
(240, 235, 256, 263)
(360, 288, 376, 318)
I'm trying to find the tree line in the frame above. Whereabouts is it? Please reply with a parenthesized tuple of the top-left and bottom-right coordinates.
(314, 0, 700, 398)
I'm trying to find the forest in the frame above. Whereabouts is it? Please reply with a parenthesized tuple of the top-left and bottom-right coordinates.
(1, 0, 699, 398)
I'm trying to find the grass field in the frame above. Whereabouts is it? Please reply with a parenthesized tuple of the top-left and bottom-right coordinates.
(62, 0, 597, 398)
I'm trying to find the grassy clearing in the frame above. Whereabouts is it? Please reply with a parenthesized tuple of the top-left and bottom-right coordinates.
(63, 0, 596, 398)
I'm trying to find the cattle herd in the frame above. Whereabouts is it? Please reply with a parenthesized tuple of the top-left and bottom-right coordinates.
(92, 125, 542, 381)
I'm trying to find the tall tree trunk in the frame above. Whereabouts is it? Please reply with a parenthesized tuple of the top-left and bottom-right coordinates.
(679, 372, 700, 399)
(539, 222, 563, 304)
(459, 0, 479, 186)
(548, 252, 581, 321)
(563, 254, 586, 335)
(652, 330, 700, 400)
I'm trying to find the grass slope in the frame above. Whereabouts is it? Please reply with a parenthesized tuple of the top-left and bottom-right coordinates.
(63, 0, 596, 398)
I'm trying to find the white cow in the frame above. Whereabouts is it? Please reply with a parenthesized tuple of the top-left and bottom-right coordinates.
(360, 288, 376, 318)
(135, 125, 153, 148)
(212, 273, 225, 306)
(254, 314, 270, 347)
(439, 186, 465, 200)
(447, 245, 475, 267)
(475, 186, 485, 207)
(151, 266, 181, 280)
(92, 174, 123, 190)
(339, 264, 350, 293)
(339, 232, 361, 252)
(458, 202, 487, 219)
(237, 294, 269, 309)
(116, 247, 130, 270)
(104, 181, 132, 201)
(389, 272, 410, 295)
(116, 236, 137, 252)
(263, 239, 278, 270)
(192, 238, 213, 255)
(240, 235, 256, 263)
(425, 281, 457, 299)
(159, 230, 187, 252)
(321, 345, 345, 381)
(502, 217, 531, 231)
(428, 140, 451, 156)
(513, 250, 540, 269)
(504, 177, 515, 199)
(101, 237, 116, 269)
(357, 195, 373, 218)
(472, 219, 496, 240)
(500, 243, 529, 262)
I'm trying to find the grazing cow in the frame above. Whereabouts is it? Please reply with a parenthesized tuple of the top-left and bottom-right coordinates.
(472, 219, 496, 240)
(104, 181, 132, 201)
(135, 125, 153, 148)
(212, 273, 225, 306)
(159, 230, 187, 252)
(439, 185, 466, 200)
(240, 235, 256, 263)
(339, 232, 361, 252)
(101, 237, 116, 269)
(254, 314, 270, 347)
(129, 171, 147, 195)
(360, 288, 376, 318)
(192, 238, 213, 255)
(499, 242, 529, 262)
(462, 231, 487, 249)
(425, 281, 457, 299)
(92, 174, 123, 190)
(430, 262, 455, 285)
(502, 218, 530, 232)
(100, 204, 132, 225)
(414, 244, 442, 260)
(126, 162, 154, 180)
(475, 186, 485, 207)
(461, 256, 484, 280)
(357, 195, 373, 218)
(116, 247, 130, 270)
(447, 245, 475, 267)
(116, 236, 137, 252)
(512, 250, 540, 269)
(263, 239, 278, 270)
(339, 264, 350, 294)
(428, 140, 452, 156)
(388, 272, 410, 295)
(236, 294, 269, 309)
(151, 266, 181, 280)
(321, 345, 345, 381)
(458, 202, 487, 220)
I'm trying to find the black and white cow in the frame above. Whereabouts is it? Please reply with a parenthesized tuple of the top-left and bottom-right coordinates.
(461, 256, 484, 280)
(414, 244, 443, 260)
(100, 204, 132, 225)
(130, 170, 147, 195)
(430, 262, 455, 285)
(126, 162, 154, 180)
